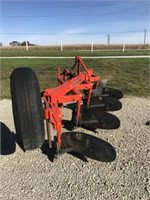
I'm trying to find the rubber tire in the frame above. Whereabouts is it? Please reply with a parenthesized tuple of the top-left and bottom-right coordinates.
(10, 67, 45, 151)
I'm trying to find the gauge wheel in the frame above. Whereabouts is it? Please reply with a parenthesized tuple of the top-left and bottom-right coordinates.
(10, 67, 45, 151)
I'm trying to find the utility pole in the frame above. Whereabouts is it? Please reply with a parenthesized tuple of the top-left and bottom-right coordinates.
(91, 42, 93, 52)
(123, 43, 125, 52)
(144, 29, 146, 46)
(26, 41, 28, 51)
(60, 40, 63, 51)
(107, 34, 110, 45)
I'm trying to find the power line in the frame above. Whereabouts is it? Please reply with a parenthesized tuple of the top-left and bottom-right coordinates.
(144, 29, 147, 45)
(1, 30, 149, 36)
(107, 34, 110, 45)
(0, 2, 131, 10)
(2, 1, 148, 11)
(1, 3, 115, 10)
(2, 12, 146, 18)
(35, 4, 114, 8)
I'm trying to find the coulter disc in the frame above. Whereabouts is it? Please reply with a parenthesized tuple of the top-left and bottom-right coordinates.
(80, 108, 120, 130)
(86, 96, 122, 111)
(102, 87, 123, 99)
(61, 132, 116, 162)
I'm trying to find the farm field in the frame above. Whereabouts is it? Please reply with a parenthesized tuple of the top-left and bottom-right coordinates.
(1, 57, 149, 99)
(0, 44, 149, 57)
(0, 49, 149, 57)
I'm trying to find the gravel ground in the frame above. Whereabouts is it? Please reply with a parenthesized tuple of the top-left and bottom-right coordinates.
(0, 97, 150, 200)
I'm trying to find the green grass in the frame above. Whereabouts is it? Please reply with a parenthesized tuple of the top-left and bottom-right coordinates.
(0, 58, 149, 99)
(0, 49, 149, 57)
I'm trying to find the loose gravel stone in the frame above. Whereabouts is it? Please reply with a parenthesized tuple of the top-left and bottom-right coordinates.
(0, 97, 150, 200)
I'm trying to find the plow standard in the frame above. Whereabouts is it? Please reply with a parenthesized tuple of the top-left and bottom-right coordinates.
(10, 56, 123, 162)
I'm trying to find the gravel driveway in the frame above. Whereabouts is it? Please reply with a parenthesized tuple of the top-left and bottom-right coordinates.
(0, 97, 150, 200)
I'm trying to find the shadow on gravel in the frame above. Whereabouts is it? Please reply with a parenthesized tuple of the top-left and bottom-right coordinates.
(40, 140, 57, 162)
(0, 122, 17, 155)
(40, 140, 88, 162)
(62, 119, 73, 131)
(145, 121, 150, 126)
(68, 151, 88, 162)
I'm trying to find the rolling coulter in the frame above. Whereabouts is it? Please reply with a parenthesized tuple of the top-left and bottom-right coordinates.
(10, 56, 123, 162)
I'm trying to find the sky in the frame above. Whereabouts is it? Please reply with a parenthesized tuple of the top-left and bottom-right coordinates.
(0, 0, 150, 45)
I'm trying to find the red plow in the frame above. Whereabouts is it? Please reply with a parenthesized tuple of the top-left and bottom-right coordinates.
(10, 56, 123, 162)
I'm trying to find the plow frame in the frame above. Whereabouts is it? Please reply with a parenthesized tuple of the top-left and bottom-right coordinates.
(42, 56, 100, 149)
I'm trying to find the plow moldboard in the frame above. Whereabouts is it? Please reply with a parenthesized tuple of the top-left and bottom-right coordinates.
(61, 132, 116, 162)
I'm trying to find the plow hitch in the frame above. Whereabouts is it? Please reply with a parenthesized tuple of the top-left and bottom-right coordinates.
(10, 56, 123, 162)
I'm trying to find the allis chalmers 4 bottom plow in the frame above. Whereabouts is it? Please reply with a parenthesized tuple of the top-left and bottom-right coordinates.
(10, 56, 123, 162)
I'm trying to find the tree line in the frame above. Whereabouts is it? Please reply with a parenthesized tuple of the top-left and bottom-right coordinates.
(9, 41, 35, 46)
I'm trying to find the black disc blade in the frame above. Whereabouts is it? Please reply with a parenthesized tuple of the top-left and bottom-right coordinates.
(61, 132, 116, 162)
(80, 108, 120, 130)
(102, 87, 123, 99)
(87, 96, 122, 111)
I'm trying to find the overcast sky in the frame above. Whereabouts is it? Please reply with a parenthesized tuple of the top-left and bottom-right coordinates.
(0, 0, 150, 45)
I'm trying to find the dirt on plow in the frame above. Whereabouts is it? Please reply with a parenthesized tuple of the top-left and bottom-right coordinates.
(0, 97, 150, 200)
